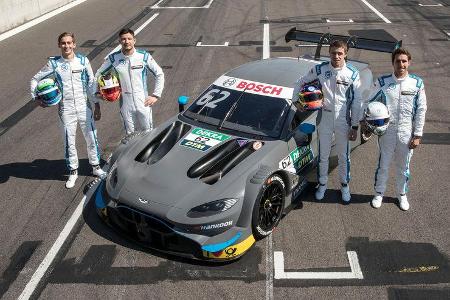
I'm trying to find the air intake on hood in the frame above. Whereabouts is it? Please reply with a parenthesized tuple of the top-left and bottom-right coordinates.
(188, 139, 258, 184)
(135, 121, 191, 165)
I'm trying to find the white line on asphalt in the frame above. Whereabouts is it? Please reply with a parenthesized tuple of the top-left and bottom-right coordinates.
(196, 41, 229, 47)
(359, 0, 392, 23)
(151, 0, 214, 9)
(265, 234, 274, 300)
(18, 176, 102, 299)
(274, 251, 364, 279)
(263, 23, 270, 59)
(418, 3, 443, 6)
(0, 0, 88, 42)
(326, 19, 354, 23)
(105, 13, 160, 59)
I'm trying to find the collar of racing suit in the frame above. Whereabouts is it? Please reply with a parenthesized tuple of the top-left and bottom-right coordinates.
(393, 72, 408, 82)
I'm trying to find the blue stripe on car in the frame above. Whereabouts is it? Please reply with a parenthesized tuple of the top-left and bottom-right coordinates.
(201, 232, 242, 252)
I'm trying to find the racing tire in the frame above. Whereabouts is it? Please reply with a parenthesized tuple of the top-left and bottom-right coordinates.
(251, 174, 285, 240)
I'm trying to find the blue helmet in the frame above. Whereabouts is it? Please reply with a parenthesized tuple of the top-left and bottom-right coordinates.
(36, 78, 61, 106)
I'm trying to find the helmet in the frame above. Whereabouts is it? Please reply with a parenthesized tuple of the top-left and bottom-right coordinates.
(98, 73, 121, 102)
(364, 101, 390, 136)
(36, 78, 61, 106)
(297, 84, 323, 111)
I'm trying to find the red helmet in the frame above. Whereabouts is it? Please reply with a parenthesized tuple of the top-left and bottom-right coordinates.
(98, 73, 121, 102)
(297, 84, 323, 111)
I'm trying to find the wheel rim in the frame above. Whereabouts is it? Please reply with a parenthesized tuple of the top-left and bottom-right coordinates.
(258, 183, 283, 231)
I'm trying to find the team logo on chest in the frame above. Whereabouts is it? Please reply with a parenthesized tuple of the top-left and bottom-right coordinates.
(119, 59, 126, 65)
(61, 63, 69, 71)
(387, 83, 396, 90)
(324, 70, 332, 79)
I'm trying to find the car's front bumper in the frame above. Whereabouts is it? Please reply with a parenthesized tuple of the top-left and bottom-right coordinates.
(94, 181, 255, 261)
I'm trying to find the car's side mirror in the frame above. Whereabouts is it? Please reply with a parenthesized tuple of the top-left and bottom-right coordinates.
(294, 123, 316, 146)
(178, 96, 189, 112)
(299, 123, 315, 134)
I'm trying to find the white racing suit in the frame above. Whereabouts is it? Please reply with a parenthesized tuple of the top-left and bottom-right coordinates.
(368, 73, 427, 196)
(95, 49, 165, 134)
(293, 61, 362, 185)
(30, 54, 101, 171)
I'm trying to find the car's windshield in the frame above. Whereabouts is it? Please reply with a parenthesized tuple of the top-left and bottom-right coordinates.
(183, 85, 291, 138)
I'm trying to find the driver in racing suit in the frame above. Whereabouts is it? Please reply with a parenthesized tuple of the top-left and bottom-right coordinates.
(94, 28, 165, 135)
(30, 32, 106, 189)
(292, 40, 363, 203)
(368, 47, 427, 211)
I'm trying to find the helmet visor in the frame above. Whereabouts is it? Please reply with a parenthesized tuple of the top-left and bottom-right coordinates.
(367, 118, 389, 126)
(101, 86, 120, 94)
(40, 89, 59, 101)
(300, 92, 323, 102)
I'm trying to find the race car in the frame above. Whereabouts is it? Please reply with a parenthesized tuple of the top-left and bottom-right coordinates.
(93, 29, 400, 261)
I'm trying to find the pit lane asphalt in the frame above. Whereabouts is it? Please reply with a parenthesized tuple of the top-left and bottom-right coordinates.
(0, 0, 449, 299)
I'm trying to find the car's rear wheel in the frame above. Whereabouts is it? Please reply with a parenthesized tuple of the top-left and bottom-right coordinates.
(251, 174, 285, 240)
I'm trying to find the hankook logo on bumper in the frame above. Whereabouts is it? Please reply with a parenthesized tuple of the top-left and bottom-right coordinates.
(200, 221, 232, 230)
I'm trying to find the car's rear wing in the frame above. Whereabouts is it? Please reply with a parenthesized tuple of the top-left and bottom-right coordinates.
(285, 28, 402, 60)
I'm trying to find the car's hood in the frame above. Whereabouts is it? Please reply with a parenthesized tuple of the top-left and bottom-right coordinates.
(106, 118, 277, 216)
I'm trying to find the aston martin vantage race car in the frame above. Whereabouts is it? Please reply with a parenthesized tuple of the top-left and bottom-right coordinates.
(93, 29, 400, 260)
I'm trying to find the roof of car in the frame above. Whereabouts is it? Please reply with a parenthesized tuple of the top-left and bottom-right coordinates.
(224, 56, 369, 88)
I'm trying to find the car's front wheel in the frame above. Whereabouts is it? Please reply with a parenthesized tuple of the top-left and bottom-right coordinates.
(251, 174, 285, 240)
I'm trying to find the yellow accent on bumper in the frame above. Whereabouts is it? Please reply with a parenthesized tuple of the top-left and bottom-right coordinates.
(202, 234, 256, 259)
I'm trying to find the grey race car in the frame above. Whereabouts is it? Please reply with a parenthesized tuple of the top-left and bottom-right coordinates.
(93, 29, 400, 260)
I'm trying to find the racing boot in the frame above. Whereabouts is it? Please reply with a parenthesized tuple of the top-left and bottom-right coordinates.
(371, 194, 383, 209)
(398, 194, 410, 211)
(341, 183, 351, 203)
(65, 169, 78, 189)
(315, 183, 327, 201)
(92, 165, 106, 179)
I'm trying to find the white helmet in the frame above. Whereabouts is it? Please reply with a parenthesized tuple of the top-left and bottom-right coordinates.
(364, 101, 390, 136)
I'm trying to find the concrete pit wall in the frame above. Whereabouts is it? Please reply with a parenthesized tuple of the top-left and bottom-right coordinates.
(0, 0, 76, 33)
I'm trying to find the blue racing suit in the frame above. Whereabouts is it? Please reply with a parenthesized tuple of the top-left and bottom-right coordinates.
(368, 73, 427, 196)
(95, 49, 165, 134)
(293, 61, 363, 185)
(30, 54, 101, 171)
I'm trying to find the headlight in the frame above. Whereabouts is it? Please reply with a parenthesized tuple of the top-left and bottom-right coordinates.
(187, 198, 238, 218)
(107, 161, 118, 188)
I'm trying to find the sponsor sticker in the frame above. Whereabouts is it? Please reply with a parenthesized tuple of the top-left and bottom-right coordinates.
(237, 139, 250, 147)
(213, 75, 293, 99)
(401, 90, 416, 96)
(199, 221, 233, 231)
(279, 145, 314, 173)
(180, 128, 231, 152)
(202, 234, 256, 259)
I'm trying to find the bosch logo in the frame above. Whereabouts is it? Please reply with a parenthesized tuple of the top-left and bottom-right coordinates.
(223, 78, 236, 87)
(236, 80, 283, 96)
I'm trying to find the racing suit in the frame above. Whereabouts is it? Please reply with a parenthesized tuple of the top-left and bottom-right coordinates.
(368, 73, 427, 196)
(95, 49, 164, 134)
(293, 61, 363, 185)
(30, 54, 101, 171)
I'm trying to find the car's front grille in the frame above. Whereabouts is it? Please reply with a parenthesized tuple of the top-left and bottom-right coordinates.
(107, 204, 202, 258)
